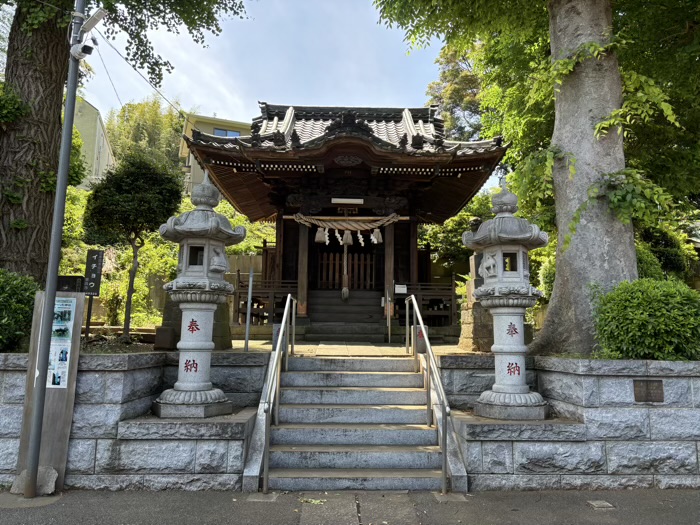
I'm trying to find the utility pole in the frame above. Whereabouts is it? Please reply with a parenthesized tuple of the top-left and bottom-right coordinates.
(23, 0, 87, 498)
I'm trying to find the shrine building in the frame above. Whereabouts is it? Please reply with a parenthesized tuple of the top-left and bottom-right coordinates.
(184, 102, 506, 339)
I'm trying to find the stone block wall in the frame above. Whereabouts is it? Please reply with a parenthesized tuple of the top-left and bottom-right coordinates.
(439, 355, 536, 409)
(0, 352, 265, 490)
(458, 302, 494, 353)
(450, 356, 700, 491)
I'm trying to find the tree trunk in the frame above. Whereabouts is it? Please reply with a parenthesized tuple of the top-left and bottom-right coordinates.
(0, 3, 71, 282)
(122, 239, 142, 339)
(531, 0, 638, 355)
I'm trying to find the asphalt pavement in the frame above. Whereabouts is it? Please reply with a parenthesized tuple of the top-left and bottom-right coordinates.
(1, 488, 699, 525)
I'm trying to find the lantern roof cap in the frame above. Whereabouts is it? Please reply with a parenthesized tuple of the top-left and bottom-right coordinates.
(462, 184, 548, 250)
(159, 174, 246, 244)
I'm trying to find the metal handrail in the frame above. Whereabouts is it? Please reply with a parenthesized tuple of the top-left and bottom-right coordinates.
(405, 294, 451, 494)
(386, 287, 392, 344)
(261, 294, 297, 493)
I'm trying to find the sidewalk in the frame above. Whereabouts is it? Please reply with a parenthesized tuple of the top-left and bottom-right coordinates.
(2, 488, 699, 525)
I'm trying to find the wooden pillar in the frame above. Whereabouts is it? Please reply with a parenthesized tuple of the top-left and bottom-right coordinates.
(384, 223, 395, 317)
(410, 218, 418, 285)
(297, 224, 309, 317)
(274, 212, 284, 284)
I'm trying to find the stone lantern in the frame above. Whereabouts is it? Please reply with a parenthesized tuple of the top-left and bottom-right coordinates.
(153, 175, 246, 418)
(462, 180, 549, 420)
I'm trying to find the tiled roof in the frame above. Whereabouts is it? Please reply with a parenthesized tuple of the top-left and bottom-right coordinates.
(187, 102, 503, 155)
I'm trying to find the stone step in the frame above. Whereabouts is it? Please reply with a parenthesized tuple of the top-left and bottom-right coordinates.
(271, 423, 437, 446)
(308, 304, 384, 313)
(280, 387, 426, 405)
(287, 357, 415, 372)
(278, 404, 428, 424)
(303, 333, 386, 343)
(308, 313, 383, 323)
(266, 468, 443, 491)
(308, 295, 383, 306)
(304, 323, 385, 334)
(269, 445, 442, 469)
(281, 371, 424, 388)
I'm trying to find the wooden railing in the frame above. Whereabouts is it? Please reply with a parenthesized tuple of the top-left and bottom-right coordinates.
(394, 279, 458, 327)
(317, 252, 375, 290)
(233, 280, 298, 325)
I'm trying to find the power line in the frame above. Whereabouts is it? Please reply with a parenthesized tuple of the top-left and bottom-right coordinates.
(33, 0, 70, 13)
(95, 41, 123, 108)
(95, 28, 197, 131)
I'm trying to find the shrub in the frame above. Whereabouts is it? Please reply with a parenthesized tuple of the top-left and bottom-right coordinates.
(0, 270, 39, 352)
(636, 241, 665, 280)
(594, 278, 700, 360)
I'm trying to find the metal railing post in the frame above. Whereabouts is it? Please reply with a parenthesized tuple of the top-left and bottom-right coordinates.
(442, 407, 448, 494)
(274, 362, 281, 426)
(291, 300, 296, 359)
(405, 297, 409, 354)
(263, 409, 270, 493)
(426, 352, 433, 426)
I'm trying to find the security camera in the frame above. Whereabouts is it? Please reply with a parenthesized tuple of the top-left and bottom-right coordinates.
(70, 42, 94, 60)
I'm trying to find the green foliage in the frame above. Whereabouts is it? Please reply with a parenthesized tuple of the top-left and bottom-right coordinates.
(640, 226, 698, 280)
(105, 96, 184, 168)
(214, 200, 276, 255)
(69, 127, 87, 187)
(0, 81, 28, 126)
(635, 241, 665, 280)
(419, 191, 495, 266)
(596, 70, 680, 139)
(0, 269, 39, 352)
(96, 0, 247, 86)
(84, 152, 181, 335)
(594, 279, 700, 360)
(84, 151, 182, 246)
(426, 46, 481, 140)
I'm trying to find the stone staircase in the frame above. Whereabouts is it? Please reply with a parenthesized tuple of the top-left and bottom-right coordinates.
(305, 290, 385, 343)
(265, 356, 445, 491)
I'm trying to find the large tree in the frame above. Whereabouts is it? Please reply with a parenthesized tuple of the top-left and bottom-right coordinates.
(84, 151, 181, 339)
(376, 0, 640, 355)
(0, 0, 245, 282)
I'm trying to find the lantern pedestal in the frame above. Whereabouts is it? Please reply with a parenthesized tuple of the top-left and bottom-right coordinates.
(473, 302, 548, 420)
(153, 297, 232, 418)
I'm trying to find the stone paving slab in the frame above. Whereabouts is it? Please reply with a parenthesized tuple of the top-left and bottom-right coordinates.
(2, 489, 700, 525)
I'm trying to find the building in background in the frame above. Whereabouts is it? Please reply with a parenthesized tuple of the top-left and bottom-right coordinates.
(74, 98, 115, 189)
(179, 113, 250, 193)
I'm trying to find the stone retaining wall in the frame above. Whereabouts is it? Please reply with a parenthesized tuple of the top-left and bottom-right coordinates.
(451, 356, 700, 490)
(0, 352, 265, 490)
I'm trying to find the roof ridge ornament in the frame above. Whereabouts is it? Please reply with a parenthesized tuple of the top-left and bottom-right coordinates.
(325, 110, 373, 136)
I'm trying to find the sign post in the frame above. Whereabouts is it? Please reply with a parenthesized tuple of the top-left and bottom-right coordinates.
(83, 249, 104, 343)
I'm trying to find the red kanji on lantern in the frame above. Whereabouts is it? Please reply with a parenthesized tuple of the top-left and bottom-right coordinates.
(507, 362, 521, 376)
(184, 359, 198, 373)
(506, 322, 519, 337)
(187, 318, 200, 333)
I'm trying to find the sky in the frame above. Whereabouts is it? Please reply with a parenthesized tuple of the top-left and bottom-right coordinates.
(83, 0, 443, 122)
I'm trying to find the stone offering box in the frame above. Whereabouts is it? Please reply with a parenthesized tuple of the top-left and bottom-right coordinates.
(2, 352, 700, 491)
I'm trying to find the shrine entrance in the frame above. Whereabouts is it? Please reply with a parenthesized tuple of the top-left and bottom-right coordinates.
(313, 241, 381, 291)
